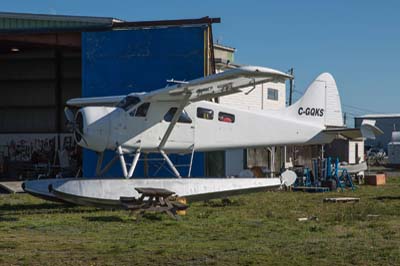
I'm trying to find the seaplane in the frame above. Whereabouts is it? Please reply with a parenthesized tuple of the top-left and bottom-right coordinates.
(23, 65, 382, 208)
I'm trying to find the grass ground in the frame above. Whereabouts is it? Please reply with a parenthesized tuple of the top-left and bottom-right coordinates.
(0, 178, 399, 266)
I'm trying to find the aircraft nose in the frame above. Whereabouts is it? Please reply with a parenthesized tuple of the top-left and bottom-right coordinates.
(65, 106, 113, 152)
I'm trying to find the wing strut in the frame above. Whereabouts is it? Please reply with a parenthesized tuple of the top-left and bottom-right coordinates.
(159, 93, 191, 149)
(188, 144, 195, 177)
(157, 93, 191, 178)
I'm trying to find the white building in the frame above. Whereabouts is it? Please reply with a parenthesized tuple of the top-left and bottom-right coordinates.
(213, 44, 364, 177)
(213, 44, 288, 176)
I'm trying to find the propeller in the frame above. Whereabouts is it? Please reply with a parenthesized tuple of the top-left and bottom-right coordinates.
(64, 107, 88, 146)
(64, 107, 75, 123)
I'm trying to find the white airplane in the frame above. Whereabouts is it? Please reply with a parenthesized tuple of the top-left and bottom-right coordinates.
(23, 65, 382, 207)
(63, 65, 381, 179)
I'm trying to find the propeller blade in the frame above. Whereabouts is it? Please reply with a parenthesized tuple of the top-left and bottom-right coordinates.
(75, 128, 88, 146)
(64, 107, 75, 122)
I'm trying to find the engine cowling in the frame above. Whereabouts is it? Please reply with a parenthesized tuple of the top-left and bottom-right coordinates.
(74, 107, 115, 152)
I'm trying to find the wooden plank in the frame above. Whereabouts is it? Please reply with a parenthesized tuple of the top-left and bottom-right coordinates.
(323, 197, 360, 203)
(0, 181, 24, 193)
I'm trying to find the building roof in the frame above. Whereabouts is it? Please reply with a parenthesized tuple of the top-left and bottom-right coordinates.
(0, 12, 118, 33)
(355, 114, 400, 119)
(214, 43, 236, 52)
(0, 12, 220, 34)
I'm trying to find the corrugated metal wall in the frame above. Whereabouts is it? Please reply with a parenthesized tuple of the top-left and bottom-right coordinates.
(0, 48, 81, 133)
(81, 26, 207, 177)
(0, 46, 81, 178)
(355, 117, 400, 150)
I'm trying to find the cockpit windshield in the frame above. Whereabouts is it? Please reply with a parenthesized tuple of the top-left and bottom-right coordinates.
(116, 96, 141, 111)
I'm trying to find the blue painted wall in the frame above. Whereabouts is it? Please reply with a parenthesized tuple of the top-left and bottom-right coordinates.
(81, 26, 206, 177)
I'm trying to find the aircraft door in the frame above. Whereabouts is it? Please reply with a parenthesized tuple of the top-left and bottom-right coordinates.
(165, 108, 194, 150)
(125, 102, 151, 144)
(110, 108, 128, 144)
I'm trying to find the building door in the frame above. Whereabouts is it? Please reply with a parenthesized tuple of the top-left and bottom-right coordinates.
(355, 143, 359, 163)
(81, 26, 208, 177)
(205, 151, 225, 177)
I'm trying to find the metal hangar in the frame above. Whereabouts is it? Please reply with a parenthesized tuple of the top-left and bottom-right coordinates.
(0, 12, 220, 179)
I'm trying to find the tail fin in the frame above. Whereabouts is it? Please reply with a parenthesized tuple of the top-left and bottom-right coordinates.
(287, 73, 344, 128)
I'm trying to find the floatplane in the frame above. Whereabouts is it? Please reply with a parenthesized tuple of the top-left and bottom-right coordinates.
(23, 65, 382, 208)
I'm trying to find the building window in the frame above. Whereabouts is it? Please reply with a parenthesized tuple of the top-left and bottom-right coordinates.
(164, 107, 192, 123)
(218, 112, 235, 123)
(197, 107, 214, 120)
(267, 88, 279, 101)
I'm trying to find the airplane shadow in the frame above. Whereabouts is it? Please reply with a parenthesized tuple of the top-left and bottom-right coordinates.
(0, 202, 100, 215)
(82, 212, 167, 223)
(82, 216, 125, 223)
(140, 213, 163, 221)
(0, 202, 68, 210)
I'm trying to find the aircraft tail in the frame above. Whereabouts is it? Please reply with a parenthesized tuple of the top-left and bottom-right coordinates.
(287, 73, 344, 128)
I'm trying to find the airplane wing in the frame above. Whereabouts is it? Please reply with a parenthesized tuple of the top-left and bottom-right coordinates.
(141, 66, 292, 103)
(66, 66, 292, 107)
(66, 95, 126, 107)
(323, 120, 383, 140)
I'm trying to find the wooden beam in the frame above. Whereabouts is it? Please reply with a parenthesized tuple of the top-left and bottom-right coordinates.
(0, 32, 81, 48)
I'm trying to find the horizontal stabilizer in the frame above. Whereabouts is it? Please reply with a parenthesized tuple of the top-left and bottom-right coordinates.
(360, 119, 384, 140)
(323, 120, 383, 140)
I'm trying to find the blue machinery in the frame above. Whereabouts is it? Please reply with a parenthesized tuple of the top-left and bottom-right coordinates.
(332, 158, 355, 192)
(293, 157, 355, 192)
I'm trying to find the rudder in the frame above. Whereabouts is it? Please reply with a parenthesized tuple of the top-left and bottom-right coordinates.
(287, 73, 343, 128)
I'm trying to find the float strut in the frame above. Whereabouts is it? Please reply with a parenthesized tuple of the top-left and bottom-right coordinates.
(127, 149, 141, 178)
(117, 146, 128, 178)
(159, 149, 181, 178)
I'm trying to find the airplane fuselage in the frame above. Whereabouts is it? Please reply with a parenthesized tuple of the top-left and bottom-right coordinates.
(78, 100, 333, 154)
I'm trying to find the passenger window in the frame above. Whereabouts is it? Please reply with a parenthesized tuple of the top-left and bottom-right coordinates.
(218, 112, 235, 123)
(164, 108, 192, 123)
(197, 107, 214, 120)
(135, 102, 150, 117)
(117, 96, 141, 111)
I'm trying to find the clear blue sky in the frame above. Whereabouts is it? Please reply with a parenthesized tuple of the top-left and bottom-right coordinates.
(2, 0, 400, 121)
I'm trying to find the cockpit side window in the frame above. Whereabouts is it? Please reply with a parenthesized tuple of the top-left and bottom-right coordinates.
(117, 96, 141, 111)
(164, 107, 192, 123)
(130, 102, 150, 117)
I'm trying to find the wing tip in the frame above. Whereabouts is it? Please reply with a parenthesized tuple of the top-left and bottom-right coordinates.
(238, 65, 293, 79)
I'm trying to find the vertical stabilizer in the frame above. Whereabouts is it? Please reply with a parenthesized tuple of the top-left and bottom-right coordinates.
(287, 73, 344, 128)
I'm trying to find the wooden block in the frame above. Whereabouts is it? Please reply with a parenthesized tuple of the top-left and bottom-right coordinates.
(176, 197, 187, 216)
(365, 174, 386, 186)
